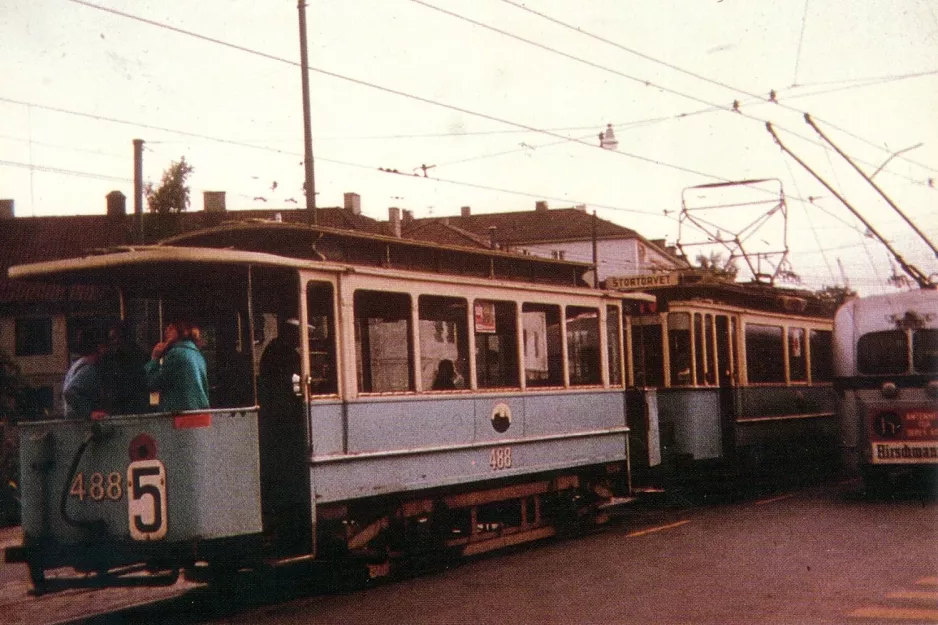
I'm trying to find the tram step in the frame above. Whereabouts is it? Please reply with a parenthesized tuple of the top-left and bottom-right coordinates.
(597, 496, 637, 510)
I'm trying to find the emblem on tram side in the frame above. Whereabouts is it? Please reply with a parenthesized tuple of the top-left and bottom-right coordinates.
(491, 402, 512, 433)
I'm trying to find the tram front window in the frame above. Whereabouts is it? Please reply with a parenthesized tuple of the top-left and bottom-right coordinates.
(631, 321, 664, 388)
(857, 330, 908, 375)
(913, 329, 938, 374)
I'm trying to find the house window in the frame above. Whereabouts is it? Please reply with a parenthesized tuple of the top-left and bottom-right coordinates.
(15, 318, 53, 356)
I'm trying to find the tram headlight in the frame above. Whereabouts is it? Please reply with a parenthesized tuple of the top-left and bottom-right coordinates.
(927, 380, 938, 399)
(880, 381, 899, 399)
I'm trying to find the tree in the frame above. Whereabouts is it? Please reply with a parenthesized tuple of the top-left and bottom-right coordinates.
(694, 251, 739, 280)
(814, 285, 858, 309)
(145, 157, 194, 214)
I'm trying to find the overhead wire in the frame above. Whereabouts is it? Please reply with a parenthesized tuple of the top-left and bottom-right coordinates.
(496, 0, 938, 179)
(65, 0, 731, 186)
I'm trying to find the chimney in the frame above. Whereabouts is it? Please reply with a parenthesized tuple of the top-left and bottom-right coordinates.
(203, 191, 227, 213)
(535, 201, 548, 213)
(461, 206, 471, 218)
(344, 192, 361, 216)
(402, 209, 413, 225)
(574, 204, 588, 213)
(389, 206, 401, 238)
(106, 191, 126, 218)
(488, 226, 497, 249)
(0, 199, 14, 219)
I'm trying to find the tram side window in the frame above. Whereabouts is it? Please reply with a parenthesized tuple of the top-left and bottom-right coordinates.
(474, 300, 519, 389)
(810, 329, 833, 382)
(355, 291, 414, 393)
(857, 330, 908, 375)
(913, 329, 938, 374)
(522, 303, 562, 387)
(745, 323, 785, 383)
(606, 306, 623, 386)
(693, 313, 706, 385)
(788, 327, 807, 382)
(668, 313, 692, 386)
(307, 282, 338, 395)
(419, 295, 469, 391)
(704, 314, 716, 385)
(631, 321, 664, 387)
(567, 306, 601, 386)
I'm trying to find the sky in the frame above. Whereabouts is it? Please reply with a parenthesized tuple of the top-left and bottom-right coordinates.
(2, 0, 938, 294)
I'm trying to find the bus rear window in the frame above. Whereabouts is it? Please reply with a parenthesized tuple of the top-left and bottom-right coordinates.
(913, 329, 938, 374)
(857, 330, 908, 375)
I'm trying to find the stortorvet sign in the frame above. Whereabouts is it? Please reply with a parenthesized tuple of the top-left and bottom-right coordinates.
(606, 273, 679, 291)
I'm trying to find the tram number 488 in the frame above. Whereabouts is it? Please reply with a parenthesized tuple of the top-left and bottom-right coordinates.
(127, 460, 168, 541)
(489, 446, 513, 471)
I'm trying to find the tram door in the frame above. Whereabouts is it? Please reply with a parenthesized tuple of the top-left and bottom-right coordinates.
(255, 271, 313, 555)
(715, 315, 737, 458)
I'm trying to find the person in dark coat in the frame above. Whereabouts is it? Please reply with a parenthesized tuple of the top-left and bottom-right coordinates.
(145, 320, 210, 412)
(99, 321, 150, 415)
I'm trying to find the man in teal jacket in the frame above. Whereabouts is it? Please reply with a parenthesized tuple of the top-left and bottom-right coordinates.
(145, 321, 210, 412)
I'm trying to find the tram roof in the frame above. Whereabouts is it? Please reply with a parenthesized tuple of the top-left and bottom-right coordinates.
(8, 221, 646, 295)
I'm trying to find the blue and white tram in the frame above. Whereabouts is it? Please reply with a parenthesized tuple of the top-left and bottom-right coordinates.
(615, 274, 840, 484)
(5, 222, 652, 592)
(834, 289, 938, 490)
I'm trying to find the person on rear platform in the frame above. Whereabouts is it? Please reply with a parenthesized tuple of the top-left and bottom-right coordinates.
(145, 320, 210, 412)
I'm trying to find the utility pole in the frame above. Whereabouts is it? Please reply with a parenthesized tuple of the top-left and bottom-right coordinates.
(298, 0, 317, 224)
(133, 138, 144, 244)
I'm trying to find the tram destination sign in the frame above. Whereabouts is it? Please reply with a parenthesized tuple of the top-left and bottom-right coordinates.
(606, 272, 679, 291)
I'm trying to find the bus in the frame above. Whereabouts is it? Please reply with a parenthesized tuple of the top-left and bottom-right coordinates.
(834, 289, 938, 491)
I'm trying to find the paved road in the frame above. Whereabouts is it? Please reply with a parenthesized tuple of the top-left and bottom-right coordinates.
(4, 475, 937, 624)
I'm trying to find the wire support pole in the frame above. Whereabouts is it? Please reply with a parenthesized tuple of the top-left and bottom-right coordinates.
(766, 122, 931, 289)
(804, 113, 938, 262)
(298, 0, 317, 224)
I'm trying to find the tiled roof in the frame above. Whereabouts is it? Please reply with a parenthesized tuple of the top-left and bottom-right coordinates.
(397, 220, 492, 249)
(402, 208, 639, 246)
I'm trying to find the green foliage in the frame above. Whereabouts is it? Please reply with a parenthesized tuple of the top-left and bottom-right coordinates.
(694, 251, 739, 279)
(145, 157, 194, 214)
(814, 285, 858, 309)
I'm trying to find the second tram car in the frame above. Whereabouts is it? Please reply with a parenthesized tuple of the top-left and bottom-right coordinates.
(5, 221, 652, 593)
(834, 288, 938, 490)
(612, 272, 840, 484)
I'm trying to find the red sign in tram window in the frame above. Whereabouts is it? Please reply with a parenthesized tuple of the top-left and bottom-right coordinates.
(173, 413, 212, 429)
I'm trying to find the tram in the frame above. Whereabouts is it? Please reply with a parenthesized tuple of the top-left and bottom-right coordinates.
(610, 271, 840, 484)
(834, 289, 938, 491)
(5, 221, 652, 593)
